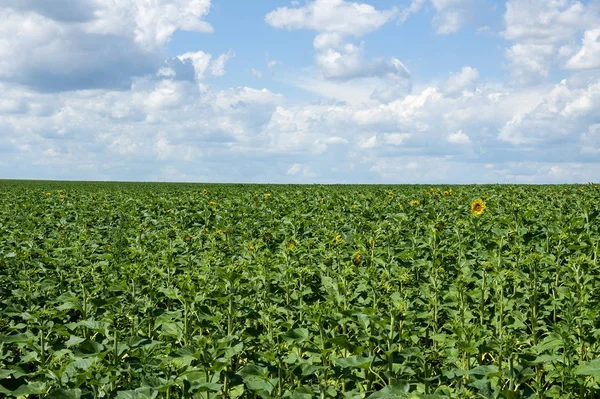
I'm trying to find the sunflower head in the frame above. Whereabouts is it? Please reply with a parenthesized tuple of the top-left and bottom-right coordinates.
(45, 192, 52, 197)
(470, 199, 486, 215)
(265, 193, 271, 198)
(203, 189, 208, 195)
(334, 234, 343, 243)
(410, 200, 421, 206)
(287, 240, 296, 250)
(352, 252, 361, 265)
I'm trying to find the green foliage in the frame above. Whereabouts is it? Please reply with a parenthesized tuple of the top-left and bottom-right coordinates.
(1, 181, 600, 398)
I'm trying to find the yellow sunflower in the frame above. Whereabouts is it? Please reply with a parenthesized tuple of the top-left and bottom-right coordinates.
(410, 200, 421, 206)
(470, 199, 486, 215)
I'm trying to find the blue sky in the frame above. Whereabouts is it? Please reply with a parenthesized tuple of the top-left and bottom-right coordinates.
(0, 0, 599, 183)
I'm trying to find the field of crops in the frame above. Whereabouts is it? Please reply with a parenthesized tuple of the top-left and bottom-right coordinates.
(1, 181, 600, 398)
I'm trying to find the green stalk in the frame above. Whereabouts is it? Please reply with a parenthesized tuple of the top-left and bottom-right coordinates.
(113, 328, 118, 366)
(40, 328, 46, 365)
(388, 312, 396, 384)
(480, 268, 486, 327)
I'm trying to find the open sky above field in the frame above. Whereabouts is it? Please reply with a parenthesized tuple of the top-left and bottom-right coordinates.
(1, 0, 599, 183)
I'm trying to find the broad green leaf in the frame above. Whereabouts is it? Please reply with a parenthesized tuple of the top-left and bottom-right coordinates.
(575, 359, 600, 377)
(334, 355, 373, 369)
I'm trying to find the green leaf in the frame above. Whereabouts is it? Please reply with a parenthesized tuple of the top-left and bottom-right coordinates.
(114, 388, 157, 399)
(468, 365, 499, 376)
(575, 359, 600, 377)
(366, 381, 410, 398)
(334, 355, 373, 369)
(238, 364, 268, 379)
(1, 333, 34, 343)
(11, 381, 48, 396)
(46, 388, 82, 399)
(65, 335, 86, 347)
(281, 328, 309, 344)
(243, 376, 273, 394)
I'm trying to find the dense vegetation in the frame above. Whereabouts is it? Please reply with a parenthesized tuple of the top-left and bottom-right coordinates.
(1, 181, 600, 398)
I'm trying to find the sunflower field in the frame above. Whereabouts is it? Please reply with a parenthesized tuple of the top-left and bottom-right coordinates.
(1, 181, 600, 398)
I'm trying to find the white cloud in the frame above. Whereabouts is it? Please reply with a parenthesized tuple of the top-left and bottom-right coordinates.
(505, 43, 554, 84)
(499, 77, 600, 145)
(566, 28, 600, 69)
(442, 66, 479, 95)
(447, 129, 471, 144)
(174, 50, 233, 81)
(360, 135, 377, 149)
(0, 1, 214, 91)
(265, 0, 408, 85)
(265, 0, 397, 37)
(286, 163, 314, 177)
(399, 0, 427, 23)
(176, 51, 213, 81)
(211, 50, 235, 77)
(88, 0, 213, 50)
(313, 34, 410, 82)
(287, 163, 303, 175)
(503, 0, 590, 44)
(502, 0, 600, 84)
(431, 0, 472, 34)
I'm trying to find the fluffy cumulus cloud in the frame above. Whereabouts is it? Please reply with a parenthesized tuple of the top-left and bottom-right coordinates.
(502, 0, 600, 84)
(0, 0, 216, 91)
(499, 77, 600, 146)
(0, 79, 286, 181)
(566, 28, 600, 70)
(442, 67, 479, 95)
(265, 0, 411, 99)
